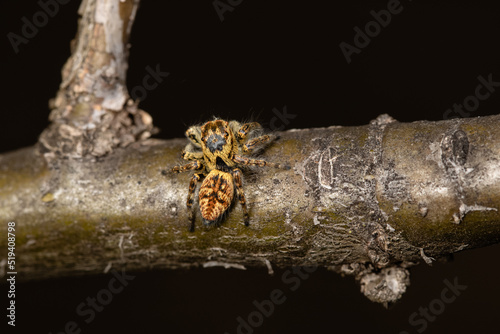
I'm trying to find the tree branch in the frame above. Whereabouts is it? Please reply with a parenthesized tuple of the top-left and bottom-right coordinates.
(38, 0, 155, 161)
(1, 114, 500, 304)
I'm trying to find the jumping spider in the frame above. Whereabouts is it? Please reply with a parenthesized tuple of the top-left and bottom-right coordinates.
(172, 119, 289, 232)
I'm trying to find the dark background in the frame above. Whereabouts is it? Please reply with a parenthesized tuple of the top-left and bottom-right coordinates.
(2, 0, 500, 333)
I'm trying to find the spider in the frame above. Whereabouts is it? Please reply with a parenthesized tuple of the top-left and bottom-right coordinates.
(172, 119, 289, 232)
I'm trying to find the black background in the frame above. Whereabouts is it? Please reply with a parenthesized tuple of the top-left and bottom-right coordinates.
(2, 0, 500, 333)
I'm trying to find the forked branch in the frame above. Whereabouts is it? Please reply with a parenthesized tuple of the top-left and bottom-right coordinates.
(1, 0, 500, 305)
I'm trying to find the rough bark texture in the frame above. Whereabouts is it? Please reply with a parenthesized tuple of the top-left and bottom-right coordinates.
(38, 0, 155, 162)
(1, 114, 500, 304)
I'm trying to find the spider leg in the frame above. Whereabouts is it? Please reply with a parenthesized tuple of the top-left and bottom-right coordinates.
(242, 134, 273, 153)
(231, 122, 262, 144)
(182, 149, 204, 161)
(232, 168, 249, 226)
(185, 126, 202, 147)
(187, 173, 203, 232)
(172, 160, 203, 173)
(233, 155, 290, 170)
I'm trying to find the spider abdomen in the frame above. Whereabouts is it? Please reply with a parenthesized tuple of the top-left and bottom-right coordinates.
(199, 169, 234, 224)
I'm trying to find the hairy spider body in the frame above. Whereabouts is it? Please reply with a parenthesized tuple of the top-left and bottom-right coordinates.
(172, 119, 288, 231)
(198, 169, 234, 223)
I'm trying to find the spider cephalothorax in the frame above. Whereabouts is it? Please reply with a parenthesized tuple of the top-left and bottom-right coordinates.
(172, 119, 289, 231)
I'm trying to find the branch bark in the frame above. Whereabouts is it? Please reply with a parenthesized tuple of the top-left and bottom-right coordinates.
(2, 0, 500, 305)
(38, 0, 155, 161)
(2, 114, 500, 304)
